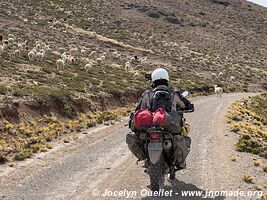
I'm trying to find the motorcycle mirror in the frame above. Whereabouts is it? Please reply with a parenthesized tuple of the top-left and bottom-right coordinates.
(145, 73, 152, 81)
(181, 91, 189, 98)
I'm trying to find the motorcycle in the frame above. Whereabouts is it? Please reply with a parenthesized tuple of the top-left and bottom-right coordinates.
(140, 91, 193, 191)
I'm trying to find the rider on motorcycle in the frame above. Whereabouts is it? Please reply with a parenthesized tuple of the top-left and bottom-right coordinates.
(127, 68, 194, 171)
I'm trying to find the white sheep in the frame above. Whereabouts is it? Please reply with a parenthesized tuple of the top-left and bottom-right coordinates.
(17, 43, 23, 50)
(230, 76, 235, 82)
(100, 55, 105, 60)
(8, 37, 15, 45)
(14, 49, 20, 58)
(84, 63, 92, 72)
(56, 59, 65, 70)
(96, 57, 102, 64)
(65, 55, 75, 65)
(130, 56, 136, 63)
(61, 52, 67, 60)
(89, 51, 97, 57)
(36, 51, 45, 62)
(70, 56, 75, 64)
(100, 52, 106, 57)
(36, 44, 41, 51)
(217, 72, 223, 78)
(69, 47, 78, 55)
(0, 45, 3, 57)
(64, 56, 71, 65)
(112, 51, 121, 59)
(81, 49, 86, 55)
(28, 50, 36, 63)
(8, 34, 15, 39)
(45, 46, 53, 55)
(211, 72, 217, 78)
(125, 61, 131, 71)
(140, 57, 148, 64)
(17, 37, 23, 43)
(40, 42, 46, 49)
(214, 85, 223, 97)
(134, 72, 139, 77)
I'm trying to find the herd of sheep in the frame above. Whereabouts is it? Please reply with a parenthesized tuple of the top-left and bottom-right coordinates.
(0, 34, 147, 76)
(0, 33, 229, 97)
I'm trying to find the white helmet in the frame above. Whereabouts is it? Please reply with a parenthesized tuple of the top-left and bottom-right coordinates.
(151, 68, 169, 83)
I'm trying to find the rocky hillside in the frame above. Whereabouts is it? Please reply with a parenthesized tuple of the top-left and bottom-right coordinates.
(0, 0, 267, 124)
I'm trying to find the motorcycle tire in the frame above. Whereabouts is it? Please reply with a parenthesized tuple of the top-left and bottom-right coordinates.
(148, 163, 164, 191)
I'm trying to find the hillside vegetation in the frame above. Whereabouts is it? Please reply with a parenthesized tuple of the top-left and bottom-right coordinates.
(0, 0, 267, 162)
(227, 94, 267, 158)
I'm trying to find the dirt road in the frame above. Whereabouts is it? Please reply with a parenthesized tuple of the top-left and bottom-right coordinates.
(0, 93, 260, 200)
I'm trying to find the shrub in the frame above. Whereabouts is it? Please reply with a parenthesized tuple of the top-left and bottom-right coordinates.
(14, 149, 33, 161)
(0, 154, 8, 164)
(243, 174, 253, 183)
(0, 84, 7, 95)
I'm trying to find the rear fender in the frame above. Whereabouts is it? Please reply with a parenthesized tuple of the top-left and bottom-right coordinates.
(148, 142, 163, 164)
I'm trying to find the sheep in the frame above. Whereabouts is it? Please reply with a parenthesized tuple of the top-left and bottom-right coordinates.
(89, 51, 97, 57)
(214, 85, 223, 97)
(17, 37, 23, 43)
(0, 35, 3, 42)
(36, 43, 41, 51)
(99, 52, 106, 57)
(28, 50, 36, 63)
(69, 47, 78, 55)
(81, 49, 86, 55)
(64, 56, 71, 65)
(45, 46, 53, 55)
(14, 49, 20, 58)
(70, 56, 76, 65)
(64, 55, 75, 65)
(61, 52, 67, 60)
(230, 76, 235, 82)
(130, 56, 136, 63)
(112, 51, 121, 59)
(140, 57, 148, 63)
(125, 61, 131, 71)
(36, 51, 45, 62)
(217, 72, 223, 78)
(96, 57, 102, 64)
(100, 55, 105, 60)
(84, 63, 92, 72)
(8, 34, 15, 39)
(8, 37, 15, 45)
(0, 45, 3, 57)
(134, 71, 139, 77)
(40, 42, 46, 49)
(211, 72, 217, 78)
(56, 59, 65, 70)
(17, 43, 23, 50)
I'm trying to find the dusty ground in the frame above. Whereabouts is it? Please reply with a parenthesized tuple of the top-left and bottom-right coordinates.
(0, 93, 265, 200)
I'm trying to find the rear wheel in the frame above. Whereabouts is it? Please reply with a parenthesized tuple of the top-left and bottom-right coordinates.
(148, 163, 164, 191)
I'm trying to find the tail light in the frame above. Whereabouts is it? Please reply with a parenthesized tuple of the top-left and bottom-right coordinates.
(150, 132, 160, 141)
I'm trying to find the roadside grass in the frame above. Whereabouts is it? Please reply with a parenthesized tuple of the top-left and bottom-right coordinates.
(226, 94, 267, 158)
(0, 107, 131, 162)
(243, 174, 254, 183)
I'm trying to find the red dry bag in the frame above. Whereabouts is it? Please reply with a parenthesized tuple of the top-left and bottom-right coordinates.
(153, 108, 167, 127)
(134, 109, 153, 130)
